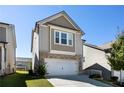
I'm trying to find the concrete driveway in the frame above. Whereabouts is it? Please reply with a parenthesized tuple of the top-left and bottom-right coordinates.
(47, 75, 113, 87)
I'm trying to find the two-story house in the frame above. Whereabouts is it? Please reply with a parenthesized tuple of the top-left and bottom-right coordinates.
(31, 11, 85, 76)
(0, 22, 16, 76)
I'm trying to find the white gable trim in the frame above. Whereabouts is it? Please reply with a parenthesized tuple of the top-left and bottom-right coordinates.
(37, 12, 80, 31)
(48, 24, 77, 34)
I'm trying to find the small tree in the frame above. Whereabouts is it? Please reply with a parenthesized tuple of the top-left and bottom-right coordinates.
(107, 31, 124, 84)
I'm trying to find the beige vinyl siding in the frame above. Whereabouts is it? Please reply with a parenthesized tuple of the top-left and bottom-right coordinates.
(5, 25, 16, 74)
(51, 29, 75, 52)
(39, 25, 50, 52)
(75, 33, 83, 55)
(0, 23, 16, 75)
(49, 16, 76, 30)
(83, 45, 111, 80)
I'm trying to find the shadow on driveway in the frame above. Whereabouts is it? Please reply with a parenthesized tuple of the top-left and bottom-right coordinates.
(47, 75, 113, 87)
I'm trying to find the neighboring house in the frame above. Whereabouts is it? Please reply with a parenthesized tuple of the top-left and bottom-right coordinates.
(0, 22, 16, 76)
(83, 43, 111, 80)
(99, 41, 114, 53)
(16, 57, 32, 70)
(31, 11, 116, 80)
(31, 11, 84, 76)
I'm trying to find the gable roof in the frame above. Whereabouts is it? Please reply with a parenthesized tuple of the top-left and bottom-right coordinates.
(36, 11, 85, 34)
(99, 41, 114, 50)
(84, 43, 104, 51)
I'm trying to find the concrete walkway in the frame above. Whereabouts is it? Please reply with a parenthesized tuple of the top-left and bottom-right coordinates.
(47, 75, 113, 87)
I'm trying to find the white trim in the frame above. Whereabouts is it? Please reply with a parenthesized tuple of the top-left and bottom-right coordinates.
(48, 24, 77, 33)
(50, 50, 76, 55)
(49, 24, 77, 54)
(68, 33, 73, 46)
(39, 13, 79, 31)
(38, 24, 49, 28)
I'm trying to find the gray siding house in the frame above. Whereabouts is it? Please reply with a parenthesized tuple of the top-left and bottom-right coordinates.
(31, 11, 85, 76)
(31, 11, 112, 80)
(83, 43, 111, 80)
(0, 22, 16, 76)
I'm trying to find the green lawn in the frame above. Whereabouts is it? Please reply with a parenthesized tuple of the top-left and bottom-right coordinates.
(0, 70, 53, 87)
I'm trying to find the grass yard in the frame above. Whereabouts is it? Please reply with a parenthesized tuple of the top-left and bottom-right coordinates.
(0, 70, 53, 87)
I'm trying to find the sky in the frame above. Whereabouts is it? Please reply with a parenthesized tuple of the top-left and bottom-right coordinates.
(0, 5, 124, 58)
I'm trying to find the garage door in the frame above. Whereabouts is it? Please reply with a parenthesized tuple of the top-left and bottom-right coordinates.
(45, 58, 79, 76)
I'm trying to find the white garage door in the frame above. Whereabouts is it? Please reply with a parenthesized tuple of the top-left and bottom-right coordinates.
(45, 58, 79, 76)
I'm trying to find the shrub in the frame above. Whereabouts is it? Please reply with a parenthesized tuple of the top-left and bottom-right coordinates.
(28, 70, 33, 75)
(111, 76, 118, 82)
(89, 74, 102, 79)
(115, 81, 124, 87)
(37, 63, 46, 76)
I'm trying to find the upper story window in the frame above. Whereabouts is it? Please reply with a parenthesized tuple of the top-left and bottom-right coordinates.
(54, 30, 73, 46)
(68, 33, 73, 45)
(55, 32, 59, 43)
(61, 33, 67, 44)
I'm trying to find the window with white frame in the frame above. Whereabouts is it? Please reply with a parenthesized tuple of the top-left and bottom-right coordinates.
(54, 30, 73, 46)
(68, 33, 73, 45)
(55, 32, 59, 43)
(61, 33, 67, 44)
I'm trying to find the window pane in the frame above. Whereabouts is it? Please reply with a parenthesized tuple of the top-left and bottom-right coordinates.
(69, 40, 72, 45)
(55, 32, 59, 43)
(56, 38, 59, 43)
(68, 33, 73, 45)
(61, 33, 67, 39)
(61, 33, 67, 44)
(56, 32, 59, 38)
(61, 39, 67, 44)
